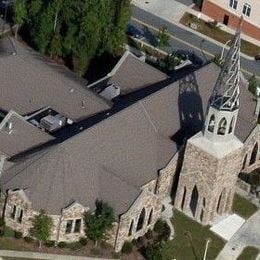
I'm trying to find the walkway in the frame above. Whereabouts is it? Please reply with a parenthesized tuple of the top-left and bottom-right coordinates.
(216, 209, 260, 260)
(161, 196, 175, 240)
(0, 250, 113, 260)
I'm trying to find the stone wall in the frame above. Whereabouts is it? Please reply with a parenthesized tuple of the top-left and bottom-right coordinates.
(114, 189, 162, 252)
(3, 190, 88, 243)
(157, 153, 178, 196)
(175, 138, 243, 225)
(241, 126, 260, 173)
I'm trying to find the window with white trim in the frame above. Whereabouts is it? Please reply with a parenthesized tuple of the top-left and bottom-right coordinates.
(242, 3, 251, 17)
(229, 0, 238, 9)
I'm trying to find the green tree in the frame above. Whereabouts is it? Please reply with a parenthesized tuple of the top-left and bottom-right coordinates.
(248, 74, 259, 96)
(156, 26, 170, 48)
(30, 210, 53, 248)
(84, 201, 115, 246)
(13, 0, 131, 75)
(13, 0, 27, 38)
(145, 241, 174, 260)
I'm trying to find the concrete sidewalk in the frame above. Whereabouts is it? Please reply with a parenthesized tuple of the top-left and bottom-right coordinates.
(0, 250, 113, 260)
(216, 209, 260, 260)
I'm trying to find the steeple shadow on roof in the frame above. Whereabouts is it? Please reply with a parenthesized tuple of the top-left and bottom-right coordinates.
(172, 72, 204, 147)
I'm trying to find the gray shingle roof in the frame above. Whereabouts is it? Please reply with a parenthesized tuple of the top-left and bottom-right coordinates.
(0, 62, 257, 216)
(1, 103, 174, 215)
(88, 51, 168, 95)
(0, 37, 111, 121)
(0, 111, 54, 157)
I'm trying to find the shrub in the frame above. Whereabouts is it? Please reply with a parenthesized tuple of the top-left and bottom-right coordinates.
(44, 240, 55, 247)
(121, 241, 133, 254)
(79, 236, 88, 246)
(0, 229, 5, 236)
(69, 241, 82, 251)
(14, 231, 23, 239)
(0, 217, 5, 227)
(24, 236, 33, 243)
(57, 241, 68, 248)
(145, 229, 154, 240)
(154, 219, 165, 233)
(90, 247, 101, 256)
(154, 219, 170, 241)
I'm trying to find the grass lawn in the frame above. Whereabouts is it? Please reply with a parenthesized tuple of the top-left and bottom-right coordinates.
(180, 13, 260, 57)
(232, 193, 258, 219)
(0, 238, 23, 251)
(237, 246, 259, 260)
(169, 210, 225, 260)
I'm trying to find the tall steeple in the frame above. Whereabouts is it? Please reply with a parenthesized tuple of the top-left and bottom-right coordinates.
(204, 19, 242, 142)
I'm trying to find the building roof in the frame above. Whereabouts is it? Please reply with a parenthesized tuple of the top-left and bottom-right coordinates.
(1, 103, 175, 215)
(88, 51, 168, 95)
(0, 37, 111, 122)
(0, 61, 257, 216)
(0, 111, 54, 157)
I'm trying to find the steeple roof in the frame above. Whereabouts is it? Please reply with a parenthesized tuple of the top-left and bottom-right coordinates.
(210, 21, 242, 111)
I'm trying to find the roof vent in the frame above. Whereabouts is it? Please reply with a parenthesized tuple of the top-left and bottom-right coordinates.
(70, 88, 75, 93)
(5, 121, 13, 134)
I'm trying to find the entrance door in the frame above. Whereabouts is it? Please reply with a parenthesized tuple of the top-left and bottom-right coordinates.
(223, 15, 229, 25)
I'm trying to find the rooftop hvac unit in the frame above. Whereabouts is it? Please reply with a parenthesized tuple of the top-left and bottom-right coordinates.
(99, 84, 120, 100)
(40, 114, 66, 132)
(5, 121, 13, 134)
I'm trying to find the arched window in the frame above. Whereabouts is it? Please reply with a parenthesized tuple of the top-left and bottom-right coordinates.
(181, 187, 186, 210)
(217, 192, 222, 214)
(229, 117, 235, 134)
(242, 154, 247, 170)
(203, 197, 206, 208)
(200, 209, 204, 222)
(136, 208, 146, 231)
(189, 186, 199, 217)
(217, 117, 227, 135)
(242, 3, 251, 17)
(148, 209, 153, 225)
(128, 220, 134, 236)
(249, 143, 258, 165)
(208, 114, 215, 133)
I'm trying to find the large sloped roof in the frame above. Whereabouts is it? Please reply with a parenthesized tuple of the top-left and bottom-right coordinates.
(0, 37, 111, 121)
(0, 62, 257, 216)
(1, 103, 175, 215)
(0, 111, 54, 157)
(88, 51, 168, 95)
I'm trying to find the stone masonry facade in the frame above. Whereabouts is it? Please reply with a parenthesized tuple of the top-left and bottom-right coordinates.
(175, 138, 244, 225)
(0, 152, 179, 252)
(1, 126, 259, 251)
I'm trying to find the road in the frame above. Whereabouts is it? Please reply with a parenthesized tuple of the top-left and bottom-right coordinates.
(131, 6, 260, 79)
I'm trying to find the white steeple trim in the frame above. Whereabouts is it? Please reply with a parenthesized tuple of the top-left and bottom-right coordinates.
(210, 29, 241, 112)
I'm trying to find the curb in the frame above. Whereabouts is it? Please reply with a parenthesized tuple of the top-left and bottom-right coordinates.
(132, 4, 255, 61)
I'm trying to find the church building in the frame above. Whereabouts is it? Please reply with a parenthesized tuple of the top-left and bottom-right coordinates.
(0, 25, 259, 252)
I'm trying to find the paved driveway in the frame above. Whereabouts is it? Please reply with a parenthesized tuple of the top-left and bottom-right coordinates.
(216, 209, 260, 260)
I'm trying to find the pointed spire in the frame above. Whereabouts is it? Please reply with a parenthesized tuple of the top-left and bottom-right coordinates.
(210, 18, 243, 111)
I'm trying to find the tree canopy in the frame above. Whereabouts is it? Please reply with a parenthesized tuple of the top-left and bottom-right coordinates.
(84, 201, 115, 246)
(30, 210, 53, 248)
(14, 0, 131, 75)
